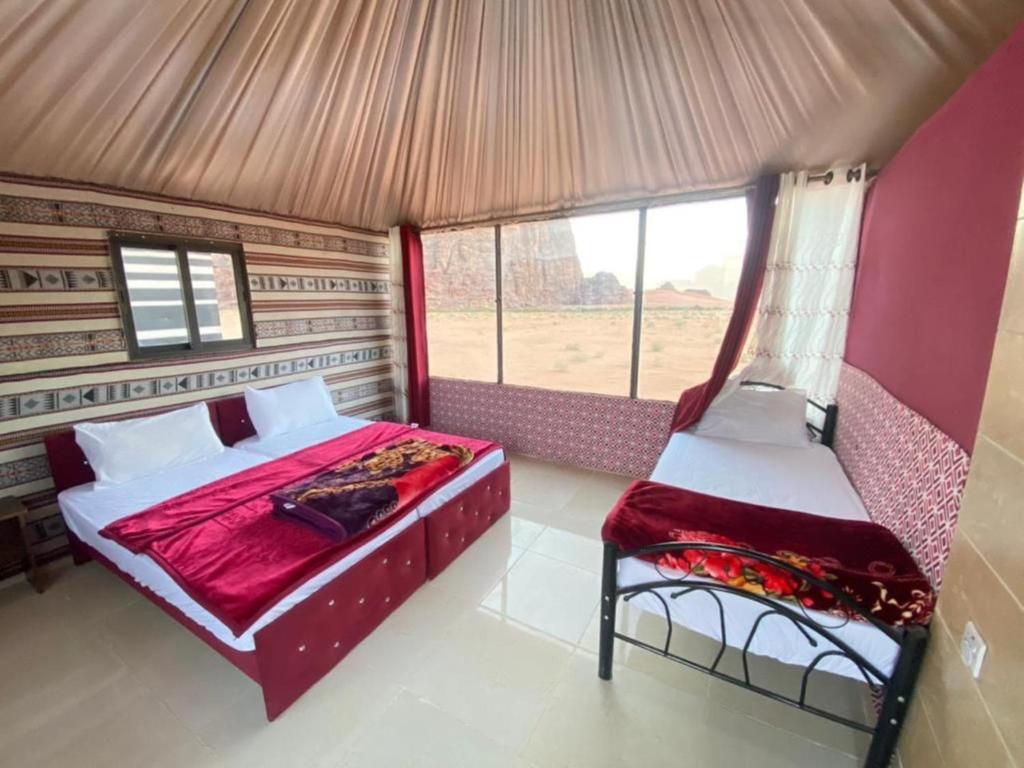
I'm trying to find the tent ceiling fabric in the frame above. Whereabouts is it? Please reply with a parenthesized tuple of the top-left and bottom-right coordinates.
(0, 1, 1020, 232)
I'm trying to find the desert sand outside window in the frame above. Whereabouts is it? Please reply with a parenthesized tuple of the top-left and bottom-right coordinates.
(500, 212, 639, 397)
(109, 234, 254, 360)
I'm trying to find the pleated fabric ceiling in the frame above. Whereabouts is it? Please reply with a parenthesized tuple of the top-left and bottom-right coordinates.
(0, 0, 1020, 231)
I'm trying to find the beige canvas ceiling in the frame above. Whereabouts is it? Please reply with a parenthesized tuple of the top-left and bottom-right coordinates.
(0, 1, 1020, 232)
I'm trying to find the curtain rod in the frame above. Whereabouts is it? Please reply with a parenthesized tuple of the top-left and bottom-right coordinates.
(421, 167, 877, 233)
(421, 183, 752, 233)
(808, 167, 878, 185)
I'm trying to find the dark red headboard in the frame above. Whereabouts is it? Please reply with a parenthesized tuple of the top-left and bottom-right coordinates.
(43, 431, 95, 493)
(211, 395, 256, 446)
(43, 401, 224, 493)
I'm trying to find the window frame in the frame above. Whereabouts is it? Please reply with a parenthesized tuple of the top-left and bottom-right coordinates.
(423, 186, 748, 399)
(109, 232, 255, 361)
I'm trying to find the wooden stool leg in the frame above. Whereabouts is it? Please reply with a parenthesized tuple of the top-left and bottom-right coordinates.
(17, 513, 42, 593)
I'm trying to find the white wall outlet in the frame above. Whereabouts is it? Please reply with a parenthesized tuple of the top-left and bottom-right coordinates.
(960, 621, 987, 679)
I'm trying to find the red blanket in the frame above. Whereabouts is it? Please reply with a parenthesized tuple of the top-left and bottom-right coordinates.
(101, 422, 499, 635)
(602, 480, 933, 627)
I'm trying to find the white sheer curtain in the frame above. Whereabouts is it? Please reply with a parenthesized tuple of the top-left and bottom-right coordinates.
(743, 165, 867, 403)
(388, 226, 410, 423)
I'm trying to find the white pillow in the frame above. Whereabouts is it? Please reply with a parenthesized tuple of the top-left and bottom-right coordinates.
(244, 376, 336, 440)
(695, 386, 811, 448)
(74, 403, 225, 488)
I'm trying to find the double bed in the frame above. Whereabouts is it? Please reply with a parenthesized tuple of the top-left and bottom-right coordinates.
(599, 386, 929, 768)
(46, 393, 510, 719)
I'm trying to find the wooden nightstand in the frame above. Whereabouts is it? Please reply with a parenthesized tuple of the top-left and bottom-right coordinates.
(0, 496, 42, 593)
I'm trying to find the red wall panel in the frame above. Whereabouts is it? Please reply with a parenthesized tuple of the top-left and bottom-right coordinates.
(844, 24, 1024, 452)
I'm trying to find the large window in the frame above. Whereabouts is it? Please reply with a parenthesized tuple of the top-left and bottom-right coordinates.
(423, 228, 498, 381)
(502, 213, 638, 396)
(422, 194, 748, 400)
(110, 235, 253, 359)
(638, 198, 748, 400)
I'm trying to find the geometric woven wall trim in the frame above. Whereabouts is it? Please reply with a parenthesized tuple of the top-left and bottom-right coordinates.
(248, 274, 389, 293)
(0, 193, 387, 257)
(0, 330, 127, 363)
(0, 266, 112, 291)
(430, 377, 675, 478)
(834, 362, 971, 589)
(0, 318, 394, 363)
(0, 344, 391, 421)
(0, 379, 395, 494)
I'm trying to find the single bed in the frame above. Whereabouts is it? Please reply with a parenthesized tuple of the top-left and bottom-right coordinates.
(620, 432, 898, 678)
(45, 394, 511, 719)
(598, 386, 929, 768)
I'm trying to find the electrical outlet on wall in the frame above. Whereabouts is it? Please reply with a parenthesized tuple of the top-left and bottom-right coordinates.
(960, 621, 987, 679)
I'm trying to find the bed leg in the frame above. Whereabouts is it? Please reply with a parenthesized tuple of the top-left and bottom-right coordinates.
(864, 624, 929, 768)
(598, 541, 618, 681)
(68, 531, 92, 566)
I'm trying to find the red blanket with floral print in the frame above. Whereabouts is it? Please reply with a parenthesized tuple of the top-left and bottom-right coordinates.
(602, 480, 933, 626)
(101, 422, 499, 636)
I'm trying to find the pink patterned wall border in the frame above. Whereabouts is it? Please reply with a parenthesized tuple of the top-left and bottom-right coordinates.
(430, 378, 676, 478)
(835, 363, 971, 588)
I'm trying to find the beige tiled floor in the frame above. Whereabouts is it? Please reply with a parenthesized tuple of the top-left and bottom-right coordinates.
(0, 455, 871, 767)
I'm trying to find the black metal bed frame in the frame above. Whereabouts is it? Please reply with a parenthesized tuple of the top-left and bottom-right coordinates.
(598, 386, 929, 768)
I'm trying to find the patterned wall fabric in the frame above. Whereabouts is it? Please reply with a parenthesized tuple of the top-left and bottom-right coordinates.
(834, 362, 971, 588)
(0, 180, 395, 569)
(430, 377, 675, 478)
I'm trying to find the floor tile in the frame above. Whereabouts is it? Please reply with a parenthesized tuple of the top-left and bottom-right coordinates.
(52, 560, 142, 626)
(510, 515, 547, 548)
(427, 519, 526, 602)
(708, 648, 873, 757)
(481, 550, 600, 644)
(404, 608, 575, 750)
(528, 526, 604, 573)
(578, 600, 716, 697)
(340, 689, 535, 768)
(342, 579, 472, 685)
(550, 470, 633, 539)
(98, 597, 257, 733)
(509, 454, 590, 510)
(199, 660, 401, 768)
(1, 661, 217, 768)
(522, 650, 723, 768)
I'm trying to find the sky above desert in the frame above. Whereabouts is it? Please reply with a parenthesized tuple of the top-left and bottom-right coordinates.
(569, 196, 748, 297)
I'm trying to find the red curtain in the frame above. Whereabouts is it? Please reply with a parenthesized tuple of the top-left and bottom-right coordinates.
(669, 174, 780, 433)
(400, 225, 430, 426)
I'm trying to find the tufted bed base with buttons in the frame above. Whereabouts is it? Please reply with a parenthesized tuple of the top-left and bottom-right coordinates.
(62, 458, 510, 720)
(45, 397, 511, 721)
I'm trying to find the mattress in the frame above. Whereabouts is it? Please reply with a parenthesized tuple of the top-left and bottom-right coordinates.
(59, 436, 505, 652)
(619, 432, 900, 679)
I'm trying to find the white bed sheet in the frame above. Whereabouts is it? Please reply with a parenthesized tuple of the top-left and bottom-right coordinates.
(620, 432, 899, 680)
(60, 430, 507, 652)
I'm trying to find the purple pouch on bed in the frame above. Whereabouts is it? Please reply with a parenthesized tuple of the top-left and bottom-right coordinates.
(271, 495, 349, 540)
(270, 481, 399, 542)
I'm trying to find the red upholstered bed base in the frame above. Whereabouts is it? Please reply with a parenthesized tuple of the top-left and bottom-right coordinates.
(67, 460, 511, 720)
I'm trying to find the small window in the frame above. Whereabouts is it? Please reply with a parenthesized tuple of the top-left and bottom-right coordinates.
(110, 234, 254, 359)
